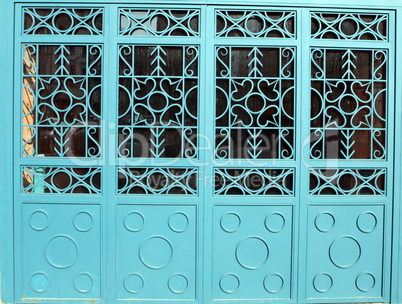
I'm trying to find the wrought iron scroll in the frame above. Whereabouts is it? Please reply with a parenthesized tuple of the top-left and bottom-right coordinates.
(22, 44, 102, 157)
(310, 48, 387, 160)
(22, 167, 101, 194)
(215, 168, 294, 196)
(118, 45, 198, 158)
(119, 9, 200, 36)
(216, 10, 295, 38)
(311, 12, 388, 41)
(215, 46, 295, 159)
(309, 168, 386, 195)
(117, 167, 198, 195)
(23, 8, 103, 35)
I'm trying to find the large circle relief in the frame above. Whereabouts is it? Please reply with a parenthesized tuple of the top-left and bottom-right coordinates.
(139, 236, 173, 269)
(45, 235, 78, 269)
(235, 237, 269, 270)
(329, 236, 361, 269)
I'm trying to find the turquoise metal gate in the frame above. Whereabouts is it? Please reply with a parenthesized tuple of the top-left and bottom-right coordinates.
(1, 2, 399, 304)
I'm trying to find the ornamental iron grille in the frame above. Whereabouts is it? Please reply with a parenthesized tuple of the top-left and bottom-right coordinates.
(9, 4, 396, 304)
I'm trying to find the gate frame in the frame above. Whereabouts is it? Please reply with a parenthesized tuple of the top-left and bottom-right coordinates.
(0, 0, 402, 303)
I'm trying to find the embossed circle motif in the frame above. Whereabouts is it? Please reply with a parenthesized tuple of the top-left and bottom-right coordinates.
(235, 237, 269, 270)
(29, 210, 49, 231)
(264, 274, 284, 294)
(30, 272, 49, 293)
(168, 274, 189, 294)
(314, 212, 335, 233)
(124, 273, 144, 294)
(329, 236, 361, 269)
(139, 236, 173, 269)
(357, 212, 377, 233)
(265, 213, 285, 233)
(219, 273, 240, 294)
(313, 273, 333, 293)
(356, 272, 376, 292)
(74, 273, 94, 293)
(220, 213, 241, 233)
(45, 235, 78, 269)
(124, 212, 145, 232)
(168, 212, 189, 233)
(73, 212, 93, 232)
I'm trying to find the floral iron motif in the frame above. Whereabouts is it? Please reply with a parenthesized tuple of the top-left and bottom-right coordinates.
(22, 44, 102, 158)
(215, 46, 295, 159)
(310, 48, 387, 159)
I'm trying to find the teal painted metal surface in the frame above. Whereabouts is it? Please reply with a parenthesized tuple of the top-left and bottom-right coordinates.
(0, 1, 402, 304)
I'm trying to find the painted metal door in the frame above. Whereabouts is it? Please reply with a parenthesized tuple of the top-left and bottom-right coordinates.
(14, 4, 395, 304)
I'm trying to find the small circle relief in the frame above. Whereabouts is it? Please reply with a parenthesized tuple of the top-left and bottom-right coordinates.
(219, 273, 240, 294)
(264, 273, 284, 294)
(265, 213, 286, 233)
(124, 212, 145, 232)
(45, 235, 78, 269)
(74, 272, 94, 293)
(124, 273, 144, 294)
(29, 210, 49, 231)
(235, 237, 269, 270)
(313, 273, 333, 293)
(220, 213, 241, 233)
(329, 236, 361, 269)
(168, 212, 189, 233)
(30, 272, 49, 293)
(73, 211, 93, 232)
(356, 272, 376, 292)
(314, 212, 335, 233)
(357, 212, 377, 233)
(168, 274, 189, 294)
(139, 236, 173, 269)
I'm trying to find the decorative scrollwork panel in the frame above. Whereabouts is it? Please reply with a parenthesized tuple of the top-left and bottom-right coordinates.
(216, 10, 295, 38)
(215, 47, 295, 160)
(22, 166, 101, 194)
(309, 168, 386, 195)
(311, 12, 388, 41)
(215, 168, 294, 196)
(310, 48, 387, 160)
(118, 45, 198, 159)
(22, 44, 102, 158)
(119, 9, 200, 36)
(23, 8, 103, 35)
(117, 167, 198, 195)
